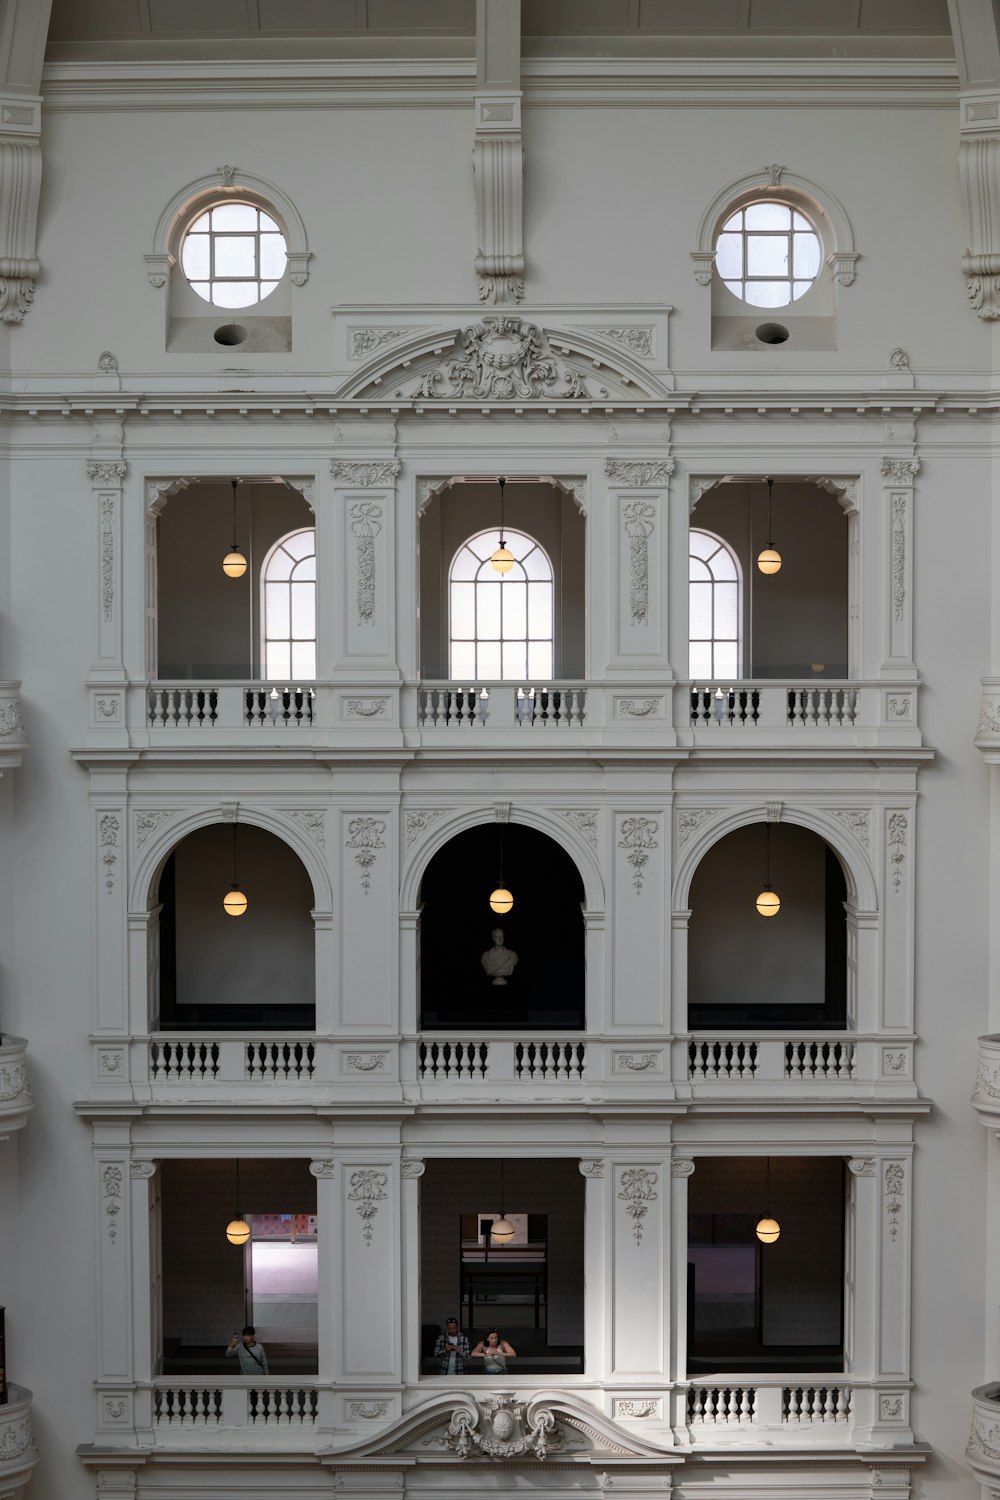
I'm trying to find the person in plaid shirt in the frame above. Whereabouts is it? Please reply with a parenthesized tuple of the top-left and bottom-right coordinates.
(433, 1317, 470, 1374)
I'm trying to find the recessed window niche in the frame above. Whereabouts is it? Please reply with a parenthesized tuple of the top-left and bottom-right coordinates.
(418, 823, 586, 1031)
(155, 823, 316, 1031)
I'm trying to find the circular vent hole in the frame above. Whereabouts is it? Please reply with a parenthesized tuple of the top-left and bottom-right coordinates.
(755, 322, 790, 345)
(214, 323, 248, 347)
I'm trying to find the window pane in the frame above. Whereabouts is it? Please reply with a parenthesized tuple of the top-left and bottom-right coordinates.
(214, 235, 257, 277)
(690, 583, 713, 638)
(715, 233, 743, 278)
(212, 202, 258, 231)
(451, 582, 475, 638)
(472, 530, 500, 563)
(793, 232, 821, 279)
(452, 547, 479, 580)
(521, 547, 551, 581)
(502, 581, 527, 636)
(502, 641, 527, 679)
(689, 642, 712, 680)
(478, 642, 502, 679)
(294, 554, 316, 582)
(189, 281, 212, 303)
(714, 584, 738, 638)
(793, 210, 812, 230)
(746, 235, 789, 276)
(283, 529, 315, 561)
(268, 548, 294, 582)
(189, 211, 211, 233)
(720, 209, 743, 234)
(259, 235, 287, 278)
(477, 582, 501, 639)
(259, 211, 280, 233)
(791, 280, 813, 302)
(528, 582, 552, 638)
(291, 642, 316, 680)
(722, 280, 743, 299)
(711, 547, 736, 581)
(689, 531, 715, 561)
(266, 582, 289, 635)
(211, 281, 260, 308)
(528, 642, 553, 680)
(290, 581, 314, 637)
(181, 234, 210, 278)
(259, 280, 279, 300)
(743, 281, 792, 308)
(266, 643, 290, 680)
(451, 642, 475, 680)
(744, 202, 790, 230)
(715, 642, 738, 680)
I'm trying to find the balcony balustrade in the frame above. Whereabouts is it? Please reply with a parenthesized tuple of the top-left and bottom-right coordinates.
(683, 1378, 856, 1444)
(116, 677, 921, 754)
(105, 1030, 914, 1106)
(0, 1036, 33, 1138)
(0, 1384, 38, 1499)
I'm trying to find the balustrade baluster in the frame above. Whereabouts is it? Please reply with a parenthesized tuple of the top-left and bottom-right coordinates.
(836, 1388, 850, 1420)
(740, 1388, 752, 1422)
(786, 1387, 801, 1422)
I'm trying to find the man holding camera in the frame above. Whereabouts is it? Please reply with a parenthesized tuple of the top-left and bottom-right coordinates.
(225, 1325, 269, 1374)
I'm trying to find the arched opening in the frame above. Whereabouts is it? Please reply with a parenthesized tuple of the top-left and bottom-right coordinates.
(690, 480, 849, 680)
(418, 823, 586, 1031)
(418, 479, 585, 680)
(154, 823, 316, 1031)
(688, 823, 847, 1030)
(152, 480, 314, 682)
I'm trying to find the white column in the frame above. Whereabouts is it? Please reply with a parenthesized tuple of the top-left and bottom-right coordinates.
(579, 1159, 608, 1382)
(604, 447, 675, 682)
(400, 1158, 425, 1385)
(310, 1160, 338, 1417)
(330, 445, 401, 681)
(313, 909, 335, 1034)
(124, 1161, 158, 1442)
(335, 1154, 401, 1389)
(669, 1158, 695, 1439)
(609, 1157, 668, 1382)
(880, 457, 918, 677)
(338, 807, 397, 1031)
(611, 808, 667, 1030)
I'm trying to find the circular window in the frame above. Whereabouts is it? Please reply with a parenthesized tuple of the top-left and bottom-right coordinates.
(180, 201, 288, 308)
(715, 201, 822, 308)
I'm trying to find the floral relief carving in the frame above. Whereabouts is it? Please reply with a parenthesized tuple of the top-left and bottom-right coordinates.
(103, 1397, 129, 1421)
(0, 276, 34, 323)
(888, 811, 908, 892)
(287, 809, 326, 849)
(345, 1052, 387, 1072)
(445, 1396, 562, 1460)
(617, 698, 661, 718)
(970, 1412, 1000, 1458)
(88, 461, 127, 489)
(0, 1415, 35, 1460)
(618, 816, 659, 894)
(351, 327, 411, 357)
(402, 318, 600, 401)
(975, 1059, 1000, 1098)
(103, 1164, 124, 1242)
(135, 810, 171, 848)
(99, 494, 116, 622)
(615, 1053, 659, 1072)
(309, 1161, 336, 1178)
(883, 459, 919, 487)
(618, 1167, 658, 1245)
(558, 809, 598, 848)
(677, 809, 715, 849)
(98, 1051, 123, 1075)
(889, 348, 910, 369)
(622, 499, 656, 626)
(978, 697, 1000, 734)
(349, 1400, 391, 1419)
(849, 1157, 876, 1177)
(884, 1162, 905, 1241)
(613, 1399, 659, 1418)
(346, 697, 388, 717)
(95, 696, 120, 720)
(348, 1168, 389, 1246)
(99, 813, 119, 893)
(880, 1395, 904, 1420)
(406, 809, 447, 848)
(890, 495, 907, 623)
(350, 500, 382, 625)
(346, 816, 386, 894)
(0, 699, 25, 738)
(594, 327, 653, 355)
(332, 461, 401, 488)
(130, 1162, 156, 1179)
(578, 1159, 605, 1178)
(98, 351, 119, 372)
(882, 1050, 907, 1074)
(832, 809, 871, 848)
(0, 1062, 29, 1103)
(606, 460, 674, 488)
(887, 696, 911, 720)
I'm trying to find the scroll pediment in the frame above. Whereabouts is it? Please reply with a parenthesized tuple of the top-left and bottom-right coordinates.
(336, 316, 671, 404)
(321, 1391, 675, 1468)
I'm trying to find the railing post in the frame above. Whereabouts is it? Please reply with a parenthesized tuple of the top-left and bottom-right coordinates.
(754, 1384, 783, 1426)
(490, 1038, 515, 1083)
(221, 1386, 247, 1427)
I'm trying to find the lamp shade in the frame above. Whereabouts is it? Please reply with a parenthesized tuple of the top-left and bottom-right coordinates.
(223, 549, 248, 578)
(756, 546, 782, 575)
(490, 545, 515, 575)
(755, 1215, 781, 1244)
(755, 887, 780, 918)
(226, 1217, 251, 1245)
(224, 885, 248, 918)
(489, 886, 514, 914)
(491, 1215, 515, 1243)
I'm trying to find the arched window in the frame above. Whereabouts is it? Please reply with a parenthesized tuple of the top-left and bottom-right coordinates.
(261, 529, 316, 680)
(690, 529, 741, 681)
(449, 528, 554, 680)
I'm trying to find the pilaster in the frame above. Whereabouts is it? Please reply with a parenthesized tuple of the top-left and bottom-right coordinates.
(879, 423, 918, 680)
(87, 429, 130, 757)
(473, 0, 523, 304)
(609, 1156, 668, 1383)
(579, 1158, 608, 1382)
(330, 421, 401, 682)
(603, 421, 676, 689)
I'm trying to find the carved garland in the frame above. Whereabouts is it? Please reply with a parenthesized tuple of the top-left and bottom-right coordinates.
(103, 1164, 124, 1242)
(883, 1162, 905, 1242)
(888, 811, 908, 892)
(99, 813, 119, 894)
(346, 816, 386, 894)
(400, 318, 600, 401)
(618, 816, 659, 894)
(558, 809, 598, 848)
(617, 1167, 658, 1245)
(405, 809, 447, 848)
(350, 501, 382, 625)
(348, 1168, 389, 1246)
(890, 493, 907, 623)
(0, 699, 25, 739)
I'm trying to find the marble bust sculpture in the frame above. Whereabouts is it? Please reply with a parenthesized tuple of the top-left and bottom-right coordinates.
(481, 927, 519, 985)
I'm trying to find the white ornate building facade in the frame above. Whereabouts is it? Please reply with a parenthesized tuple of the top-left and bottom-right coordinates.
(3, 2, 1000, 1498)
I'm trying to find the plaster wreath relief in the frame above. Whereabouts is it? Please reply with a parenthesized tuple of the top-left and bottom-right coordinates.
(400, 318, 600, 401)
(979, 697, 1000, 734)
(405, 809, 447, 848)
(887, 696, 911, 721)
(103, 1164, 124, 1242)
(349, 1400, 390, 1419)
(883, 1162, 905, 1242)
(880, 1396, 904, 1420)
(348, 1168, 388, 1246)
(618, 816, 659, 894)
(103, 1398, 128, 1421)
(346, 816, 386, 894)
(615, 1053, 659, 1072)
(974, 1059, 1000, 1099)
(618, 1167, 658, 1245)
(558, 809, 598, 847)
(882, 1050, 907, 1074)
(613, 1399, 658, 1419)
(98, 1051, 122, 1075)
(345, 1052, 386, 1072)
(0, 698, 25, 738)
(95, 696, 120, 720)
(0, 1062, 29, 1103)
(99, 813, 119, 893)
(346, 697, 388, 717)
(350, 501, 382, 625)
(445, 1396, 561, 1460)
(606, 460, 674, 488)
(970, 1412, 1000, 1459)
(0, 1416, 35, 1459)
(617, 698, 660, 718)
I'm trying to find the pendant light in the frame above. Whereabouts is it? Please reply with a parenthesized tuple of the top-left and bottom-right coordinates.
(491, 1158, 515, 1244)
(756, 476, 782, 575)
(226, 1160, 251, 1245)
(755, 822, 780, 918)
(489, 820, 513, 915)
(490, 475, 514, 575)
(755, 1158, 781, 1244)
(223, 822, 248, 917)
(223, 478, 248, 579)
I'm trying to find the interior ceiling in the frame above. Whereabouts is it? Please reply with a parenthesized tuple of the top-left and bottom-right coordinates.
(45, 0, 954, 63)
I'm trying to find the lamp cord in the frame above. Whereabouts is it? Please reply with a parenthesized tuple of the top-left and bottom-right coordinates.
(231, 478, 239, 550)
(498, 474, 506, 549)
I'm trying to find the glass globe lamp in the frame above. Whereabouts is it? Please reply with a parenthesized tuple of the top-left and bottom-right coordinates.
(226, 1218, 251, 1245)
(755, 1216, 781, 1244)
(491, 1216, 515, 1243)
(755, 886, 780, 918)
(490, 545, 514, 575)
(757, 546, 782, 575)
(489, 887, 514, 914)
(223, 549, 248, 579)
(224, 885, 248, 918)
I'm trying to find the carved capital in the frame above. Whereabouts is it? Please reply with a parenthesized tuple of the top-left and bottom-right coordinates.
(332, 460, 400, 488)
(87, 461, 127, 488)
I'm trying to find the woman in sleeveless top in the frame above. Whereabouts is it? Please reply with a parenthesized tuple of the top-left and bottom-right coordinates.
(471, 1328, 517, 1373)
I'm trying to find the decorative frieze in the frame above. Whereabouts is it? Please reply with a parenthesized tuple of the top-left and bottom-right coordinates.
(332, 461, 400, 488)
(616, 697, 662, 718)
(344, 1052, 387, 1072)
(350, 327, 412, 358)
(615, 1052, 660, 1072)
(0, 698, 25, 740)
(401, 318, 595, 401)
(594, 327, 654, 355)
(613, 1398, 660, 1419)
(345, 697, 388, 718)
(606, 460, 674, 488)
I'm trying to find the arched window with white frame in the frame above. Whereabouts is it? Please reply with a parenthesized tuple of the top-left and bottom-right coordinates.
(690, 528, 742, 681)
(261, 528, 316, 680)
(449, 528, 554, 680)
